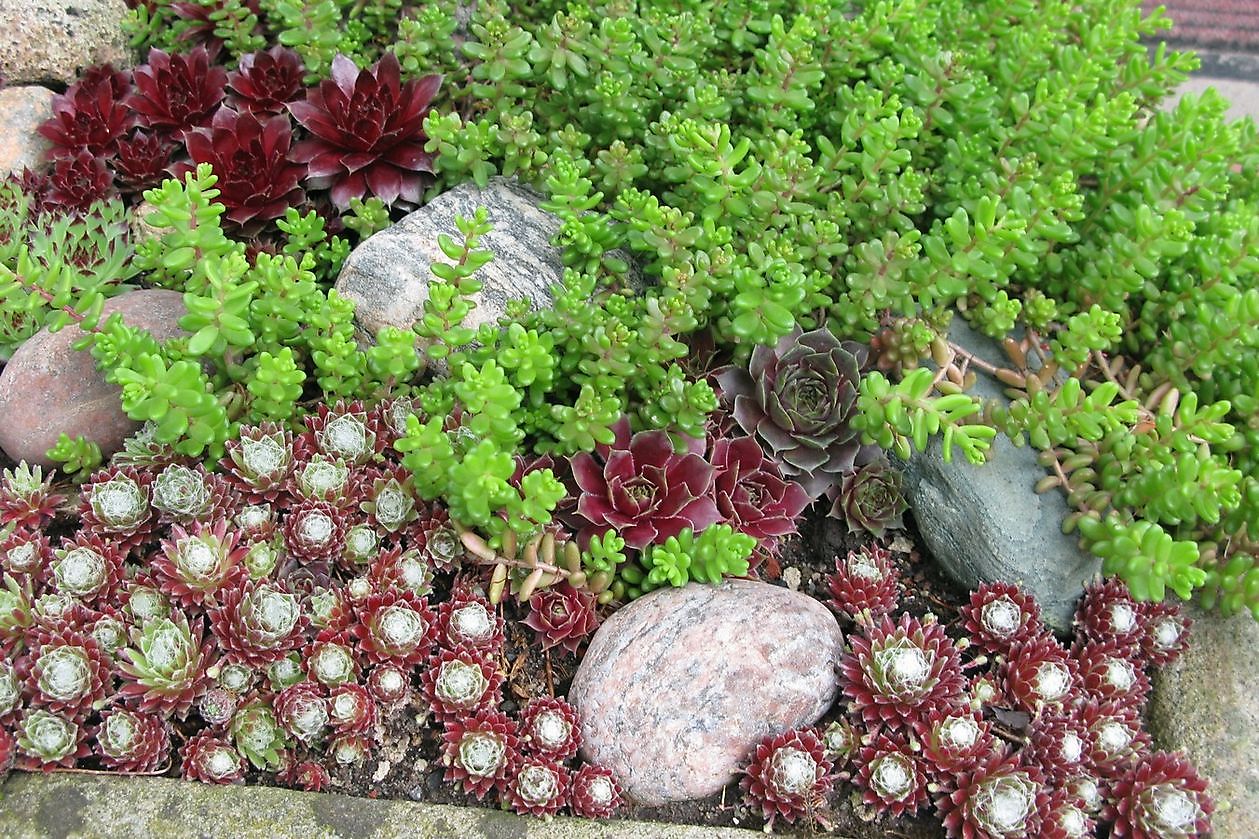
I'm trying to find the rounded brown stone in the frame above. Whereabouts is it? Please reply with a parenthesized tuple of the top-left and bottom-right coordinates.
(569, 579, 843, 806)
(0, 86, 55, 176)
(0, 289, 187, 467)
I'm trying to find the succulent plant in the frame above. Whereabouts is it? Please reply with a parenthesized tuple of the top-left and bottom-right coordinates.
(366, 664, 411, 709)
(818, 718, 860, 770)
(114, 129, 175, 193)
(0, 725, 14, 782)
(709, 436, 809, 553)
(118, 610, 211, 717)
(180, 730, 244, 784)
(274, 681, 329, 745)
(914, 708, 997, 778)
(222, 423, 295, 500)
(176, 107, 305, 230)
(367, 547, 434, 598)
(49, 534, 125, 605)
(960, 582, 1044, 656)
(522, 582, 599, 653)
(1077, 699, 1151, 774)
(826, 544, 900, 623)
(1106, 751, 1213, 839)
(935, 751, 1047, 839)
(197, 685, 238, 729)
(152, 518, 247, 608)
(569, 764, 623, 819)
(519, 697, 581, 761)
(78, 466, 154, 545)
(717, 326, 875, 499)
(227, 46, 306, 116)
(1022, 711, 1091, 784)
(831, 459, 908, 536)
(841, 613, 966, 730)
(150, 464, 226, 525)
(305, 630, 359, 686)
(1137, 601, 1191, 667)
(94, 708, 170, 772)
(422, 646, 502, 723)
(1, 462, 66, 530)
(1040, 787, 1096, 839)
(570, 417, 719, 550)
(0, 660, 23, 722)
(208, 578, 308, 668)
(855, 730, 929, 817)
(361, 471, 419, 536)
(16, 708, 88, 769)
(328, 683, 377, 736)
(1075, 578, 1144, 651)
(46, 151, 115, 213)
(739, 727, 833, 829)
(506, 757, 570, 818)
(330, 732, 372, 766)
(440, 708, 519, 800)
(39, 65, 136, 158)
(2, 528, 51, 581)
(281, 758, 331, 791)
(282, 498, 348, 565)
(999, 635, 1077, 714)
(351, 589, 435, 666)
(289, 53, 442, 209)
(26, 628, 112, 718)
(303, 401, 382, 465)
(1074, 638, 1151, 709)
(127, 47, 227, 134)
(435, 593, 504, 652)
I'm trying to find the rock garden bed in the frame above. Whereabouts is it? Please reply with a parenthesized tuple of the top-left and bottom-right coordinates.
(1, 1, 1258, 838)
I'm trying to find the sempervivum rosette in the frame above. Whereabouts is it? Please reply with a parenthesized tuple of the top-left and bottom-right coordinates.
(16, 708, 89, 769)
(1073, 638, 1151, 709)
(180, 731, 244, 784)
(37, 64, 135, 158)
(152, 518, 247, 609)
(281, 759, 331, 792)
(935, 751, 1048, 839)
(282, 499, 348, 565)
(914, 708, 997, 778)
(227, 46, 306, 116)
(328, 684, 377, 737)
(301, 401, 382, 465)
(1, 661, 24, 723)
(441, 708, 519, 800)
(94, 708, 170, 773)
(1106, 751, 1212, 839)
(351, 589, 435, 666)
(49, 534, 125, 606)
(841, 613, 966, 730)
(422, 646, 503, 723)
(0, 576, 34, 658)
(826, 544, 900, 623)
(709, 436, 809, 554)
(507, 757, 570, 818)
(412, 507, 464, 571)
(569, 764, 623, 819)
(127, 47, 226, 135)
(274, 681, 329, 746)
(819, 718, 860, 771)
(522, 582, 600, 653)
(1138, 600, 1191, 667)
(716, 326, 876, 499)
(208, 578, 308, 668)
(740, 727, 833, 830)
(368, 547, 434, 598)
(831, 459, 908, 536)
(1, 462, 66, 531)
(289, 53, 442, 209)
(519, 697, 581, 761)
(570, 417, 719, 550)
(25, 628, 112, 719)
(435, 593, 505, 653)
(198, 686, 239, 730)
(1077, 699, 1151, 774)
(999, 635, 1078, 714)
(360, 467, 419, 535)
(1022, 711, 1091, 783)
(1041, 788, 1096, 839)
(118, 610, 213, 717)
(1075, 577, 1143, 650)
(46, 151, 115, 212)
(2, 527, 52, 580)
(221, 423, 295, 501)
(150, 464, 232, 526)
(230, 701, 289, 771)
(960, 582, 1043, 656)
(305, 629, 360, 687)
(855, 730, 930, 817)
(114, 129, 175, 193)
(175, 106, 305, 230)
(367, 664, 411, 709)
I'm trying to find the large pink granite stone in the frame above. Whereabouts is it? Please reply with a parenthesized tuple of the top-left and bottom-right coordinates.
(569, 579, 843, 805)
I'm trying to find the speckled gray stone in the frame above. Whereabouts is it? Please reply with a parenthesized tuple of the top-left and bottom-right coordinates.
(902, 320, 1101, 632)
(0, 86, 55, 175)
(1149, 606, 1259, 839)
(0, 290, 187, 466)
(335, 177, 575, 344)
(0, 1, 132, 86)
(569, 579, 843, 806)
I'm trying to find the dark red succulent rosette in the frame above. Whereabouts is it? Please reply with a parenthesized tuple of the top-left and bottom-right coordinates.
(440, 708, 519, 800)
(304, 628, 361, 687)
(709, 435, 809, 555)
(50, 531, 127, 606)
(281, 758, 332, 792)
(506, 757, 570, 818)
(197, 685, 238, 730)
(1041, 786, 1096, 839)
(174, 106, 305, 231)
(740, 727, 833, 829)
(289, 52, 442, 209)
(569, 764, 624, 819)
(1076, 698, 1151, 775)
(1, 527, 52, 583)
(959, 581, 1044, 656)
(855, 730, 930, 817)
(207, 577, 309, 668)
(831, 459, 909, 537)
(45, 151, 115, 213)
(1137, 600, 1191, 667)
(366, 664, 411, 709)
(38, 64, 136, 158)
(1074, 577, 1143, 651)
(127, 47, 227, 135)
(1105, 750, 1212, 839)
(935, 750, 1049, 839)
(435, 593, 505, 653)
(93, 708, 171, 773)
(519, 697, 581, 761)
(1073, 638, 1151, 709)
(1023, 710, 1092, 784)
(522, 583, 600, 653)
(114, 129, 176, 193)
(421, 645, 503, 723)
(1, 468, 67, 531)
(274, 681, 329, 745)
(913, 707, 998, 779)
(351, 589, 435, 666)
(367, 546, 433, 598)
(24, 627, 112, 719)
(227, 45, 306, 116)
(570, 416, 719, 550)
(826, 544, 900, 623)
(180, 730, 244, 784)
(151, 518, 248, 610)
(282, 498, 349, 565)
(999, 634, 1079, 714)
(840, 613, 966, 730)
(328, 683, 377, 736)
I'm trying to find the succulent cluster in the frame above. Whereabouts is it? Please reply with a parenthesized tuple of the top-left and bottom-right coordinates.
(741, 569, 1211, 836)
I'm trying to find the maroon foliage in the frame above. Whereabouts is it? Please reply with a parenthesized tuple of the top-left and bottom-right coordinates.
(113, 130, 177, 194)
(826, 544, 900, 623)
(855, 730, 929, 817)
(522, 583, 599, 653)
(506, 757, 569, 817)
(740, 727, 833, 829)
(1106, 751, 1212, 839)
(227, 46, 306, 116)
(127, 47, 227, 134)
(39, 65, 136, 158)
(518, 697, 581, 761)
(45, 152, 115, 213)
(569, 764, 623, 819)
(440, 709, 519, 800)
(710, 436, 809, 552)
(959, 582, 1043, 656)
(180, 730, 243, 783)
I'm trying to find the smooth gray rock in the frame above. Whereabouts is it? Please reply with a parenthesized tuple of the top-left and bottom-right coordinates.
(0, 0, 132, 86)
(569, 579, 843, 806)
(902, 320, 1101, 632)
(1149, 606, 1259, 839)
(335, 177, 571, 344)
(0, 86, 55, 175)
